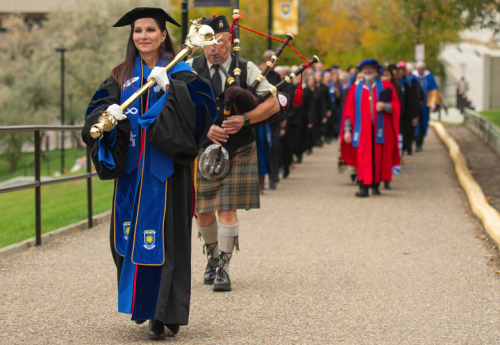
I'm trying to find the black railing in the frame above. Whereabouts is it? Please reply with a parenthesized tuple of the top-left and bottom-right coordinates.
(0, 125, 96, 246)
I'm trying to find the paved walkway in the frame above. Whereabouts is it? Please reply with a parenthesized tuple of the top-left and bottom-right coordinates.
(1, 129, 500, 344)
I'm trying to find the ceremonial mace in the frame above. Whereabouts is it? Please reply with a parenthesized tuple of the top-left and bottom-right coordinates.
(89, 19, 222, 139)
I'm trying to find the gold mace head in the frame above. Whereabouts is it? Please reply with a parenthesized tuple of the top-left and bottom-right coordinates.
(90, 125, 103, 138)
(89, 111, 117, 138)
(183, 19, 222, 55)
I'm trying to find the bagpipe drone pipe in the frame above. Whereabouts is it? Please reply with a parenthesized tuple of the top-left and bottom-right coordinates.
(217, 54, 319, 128)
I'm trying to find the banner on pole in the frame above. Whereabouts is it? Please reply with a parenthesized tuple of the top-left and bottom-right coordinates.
(193, 0, 231, 7)
(273, 0, 299, 35)
(415, 44, 425, 62)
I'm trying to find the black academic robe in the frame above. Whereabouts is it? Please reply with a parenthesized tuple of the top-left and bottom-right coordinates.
(301, 86, 329, 149)
(266, 70, 283, 182)
(402, 78, 423, 152)
(81, 71, 212, 327)
(279, 83, 299, 169)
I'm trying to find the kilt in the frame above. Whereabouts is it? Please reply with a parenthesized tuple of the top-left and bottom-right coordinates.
(196, 142, 260, 213)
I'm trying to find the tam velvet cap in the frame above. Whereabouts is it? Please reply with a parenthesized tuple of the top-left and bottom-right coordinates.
(357, 58, 381, 70)
(201, 15, 231, 34)
(113, 7, 181, 28)
(397, 61, 407, 69)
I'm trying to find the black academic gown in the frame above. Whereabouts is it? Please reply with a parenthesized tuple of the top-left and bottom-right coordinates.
(82, 71, 212, 327)
(301, 86, 329, 150)
(402, 78, 423, 152)
(279, 82, 299, 169)
(266, 70, 282, 182)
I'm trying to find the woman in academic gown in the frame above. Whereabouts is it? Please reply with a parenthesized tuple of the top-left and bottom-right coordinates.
(81, 7, 216, 340)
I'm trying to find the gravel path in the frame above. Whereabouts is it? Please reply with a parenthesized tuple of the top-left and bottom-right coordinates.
(1, 129, 500, 344)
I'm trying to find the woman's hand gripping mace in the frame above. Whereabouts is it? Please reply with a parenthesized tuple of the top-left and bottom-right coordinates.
(90, 19, 221, 139)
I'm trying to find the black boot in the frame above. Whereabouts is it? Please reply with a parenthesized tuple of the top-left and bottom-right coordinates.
(350, 174, 357, 183)
(134, 320, 147, 325)
(384, 182, 391, 190)
(148, 319, 166, 340)
(213, 252, 232, 292)
(355, 185, 369, 197)
(372, 183, 381, 195)
(203, 242, 218, 285)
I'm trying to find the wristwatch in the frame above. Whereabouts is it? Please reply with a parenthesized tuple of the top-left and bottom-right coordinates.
(242, 113, 250, 126)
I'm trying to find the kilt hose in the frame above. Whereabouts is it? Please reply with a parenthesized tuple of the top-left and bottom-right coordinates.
(195, 142, 260, 214)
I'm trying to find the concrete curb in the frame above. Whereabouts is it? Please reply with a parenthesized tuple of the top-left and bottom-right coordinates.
(430, 121, 500, 248)
(0, 210, 111, 260)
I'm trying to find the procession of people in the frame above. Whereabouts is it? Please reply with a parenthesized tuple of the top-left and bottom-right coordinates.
(81, 6, 440, 340)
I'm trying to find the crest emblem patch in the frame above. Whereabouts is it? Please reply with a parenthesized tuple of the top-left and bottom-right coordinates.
(281, 3, 292, 19)
(278, 94, 288, 107)
(123, 222, 131, 240)
(377, 129, 383, 137)
(143, 230, 156, 250)
(219, 20, 223, 28)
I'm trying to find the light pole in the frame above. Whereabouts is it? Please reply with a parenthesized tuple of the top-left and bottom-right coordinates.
(181, 0, 189, 45)
(268, 0, 273, 50)
(55, 45, 67, 174)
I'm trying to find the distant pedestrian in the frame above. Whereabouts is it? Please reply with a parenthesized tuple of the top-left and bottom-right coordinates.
(412, 62, 440, 152)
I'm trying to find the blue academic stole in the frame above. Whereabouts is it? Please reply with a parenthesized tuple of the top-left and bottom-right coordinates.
(353, 78, 385, 148)
(329, 82, 337, 107)
(112, 59, 216, 314)
(99, 57, 196, 259)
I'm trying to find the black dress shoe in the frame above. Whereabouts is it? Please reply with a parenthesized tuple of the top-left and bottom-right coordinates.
(384, 182, 391, 190)
(134, 320, 147, 325)
(269, 180, 277, 189)
(295, 155, 302, 164)
(416, 146, 423, 152)
(406, 150, 413, 155)
(164, 324, 180, 336)
(204, 259, 218, 285)
(283, 166, 290, 179)
(355, 187, 369, 197)
(213, 268, 232, 291)
(148, 319, 166, 340)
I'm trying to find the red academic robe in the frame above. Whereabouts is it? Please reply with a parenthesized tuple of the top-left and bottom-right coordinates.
(340, 80, 400, 185)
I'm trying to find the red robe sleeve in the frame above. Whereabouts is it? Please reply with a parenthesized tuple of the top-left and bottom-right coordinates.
(383, 80, 401, 166)
(340, 86, 357, 167)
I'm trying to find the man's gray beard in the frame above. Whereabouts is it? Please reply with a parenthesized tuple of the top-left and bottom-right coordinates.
(364, 74, 376, 83)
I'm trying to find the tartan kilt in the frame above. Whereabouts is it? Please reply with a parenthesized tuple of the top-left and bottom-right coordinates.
(195, 142, 260, 213)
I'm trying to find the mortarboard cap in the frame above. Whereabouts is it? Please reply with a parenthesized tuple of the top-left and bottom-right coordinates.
(113, 7, 181, 28)
(357, 58, 381, 70)
(201, 15, 231, 34)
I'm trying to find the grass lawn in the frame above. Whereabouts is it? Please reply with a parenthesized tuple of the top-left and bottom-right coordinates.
(478, 110, 500, 128)
(0, 148, 87, 182)
(0, 176, 114, 248)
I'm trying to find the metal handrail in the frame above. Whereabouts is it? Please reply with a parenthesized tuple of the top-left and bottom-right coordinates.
(0, 125, 94, 245)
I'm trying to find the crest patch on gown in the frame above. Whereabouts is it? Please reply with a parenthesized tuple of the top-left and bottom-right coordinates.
(123, 221, 131, 240)
(143, 230, 156, 250)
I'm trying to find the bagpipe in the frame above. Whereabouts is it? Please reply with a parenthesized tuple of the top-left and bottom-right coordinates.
(89, 19, 221, 139)
(199, 0, 319, 181)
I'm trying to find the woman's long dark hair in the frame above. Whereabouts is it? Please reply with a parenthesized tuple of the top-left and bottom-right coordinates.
(111, 19, 178, 86)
